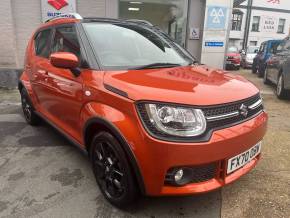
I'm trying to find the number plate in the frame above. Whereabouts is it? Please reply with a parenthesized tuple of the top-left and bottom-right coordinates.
(226, 61, 232, 64)
(227, 142, 262, 174)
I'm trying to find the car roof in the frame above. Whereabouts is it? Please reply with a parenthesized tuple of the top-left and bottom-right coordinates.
(40, 16, 153, 30)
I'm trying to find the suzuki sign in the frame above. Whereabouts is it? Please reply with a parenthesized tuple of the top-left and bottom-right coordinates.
(41, 0, 76, 22)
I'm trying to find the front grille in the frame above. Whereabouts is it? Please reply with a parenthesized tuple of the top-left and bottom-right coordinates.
(136, 94, 264, 142)
(165, 163, 217, 185)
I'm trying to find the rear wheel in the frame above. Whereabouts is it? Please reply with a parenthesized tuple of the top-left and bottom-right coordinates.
(276, 73, 289, 99)
(90, 132, 138, 208)
(263, 67, 270, 85)
(20, 89, 40, 125)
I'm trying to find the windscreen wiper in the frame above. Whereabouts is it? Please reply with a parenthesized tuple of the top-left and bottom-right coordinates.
(129, 63, 181, 70)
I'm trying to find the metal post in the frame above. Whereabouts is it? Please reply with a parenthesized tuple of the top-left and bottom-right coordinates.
(242, 0, 253, 49)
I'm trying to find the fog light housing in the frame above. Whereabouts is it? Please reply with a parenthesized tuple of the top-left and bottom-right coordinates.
(174, 169, 184, 182)
(172, 168, 193, 186)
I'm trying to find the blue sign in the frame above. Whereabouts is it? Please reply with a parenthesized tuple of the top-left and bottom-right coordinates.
(206, 6, 227, 30)
(205, 41, 224, 47)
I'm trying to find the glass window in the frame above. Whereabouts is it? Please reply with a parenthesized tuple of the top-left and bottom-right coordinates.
(249, 41, 257, 46)
(231, 10, 243, 31)
(83, 23, 193, 70)
(259, 43, 265, 52)
(51, 26, 81, 59)
(34, 29, 52, 58)
(251, 16, 260, 32)
(119, 0, 188, 47)
(277, 19, 286, 33)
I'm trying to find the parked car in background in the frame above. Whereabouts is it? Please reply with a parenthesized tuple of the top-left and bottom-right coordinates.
(241, 46, 259, 69)
(264, 37, 290, 99)
(252, 40, 282, 77)
(225, 46, 241, 70)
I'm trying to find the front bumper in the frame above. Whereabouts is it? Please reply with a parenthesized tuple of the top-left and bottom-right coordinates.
(127, 111, 268, 196)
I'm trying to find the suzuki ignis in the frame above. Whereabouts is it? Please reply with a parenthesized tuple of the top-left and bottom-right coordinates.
(19, 14, 268, 208)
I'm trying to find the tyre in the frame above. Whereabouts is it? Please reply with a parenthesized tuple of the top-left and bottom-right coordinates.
(235, 66, 240, 71)
(90, 132, 138, 208)
(263, 67, 270, 85)
(258, 64, 265, 78)
(252, 62, 257, 74)
(20, 89, 41, 125)
(276, 73, 289, 99)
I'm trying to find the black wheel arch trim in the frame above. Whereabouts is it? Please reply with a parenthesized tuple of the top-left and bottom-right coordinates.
(18, 80, 36, 111)
(83, 117, 146, 195)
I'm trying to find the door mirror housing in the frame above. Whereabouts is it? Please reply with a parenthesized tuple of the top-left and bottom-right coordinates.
(50, 52, 79, 70)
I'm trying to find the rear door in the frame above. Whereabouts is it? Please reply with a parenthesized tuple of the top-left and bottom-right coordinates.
(30, 28, 53, 111)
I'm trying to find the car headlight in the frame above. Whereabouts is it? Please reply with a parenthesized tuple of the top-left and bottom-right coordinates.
(137, 103, 207, 137)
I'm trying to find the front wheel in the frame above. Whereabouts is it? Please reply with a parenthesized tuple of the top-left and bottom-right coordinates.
(90, 132, 138, 208)
(276, 74, 289, 99)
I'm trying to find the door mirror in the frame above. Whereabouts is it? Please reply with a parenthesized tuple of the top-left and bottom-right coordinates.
(50, 52, 79, 69)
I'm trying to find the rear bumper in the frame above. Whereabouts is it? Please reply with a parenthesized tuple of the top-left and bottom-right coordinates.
(126, 111, 268, 196)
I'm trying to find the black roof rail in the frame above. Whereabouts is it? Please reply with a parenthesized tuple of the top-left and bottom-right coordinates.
(83, 17, 153, 26)
(125, 19, 153, 26)
(45, 13, 83, 23)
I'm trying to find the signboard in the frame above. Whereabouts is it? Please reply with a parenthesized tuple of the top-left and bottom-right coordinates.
(206, 6, 227, 30)
(251, 0, 290, 10)
(41, 0, 76, 22)
(261, 16, 278, 33)
(189, 27, 200, 40)
(205, 41, 224, 47)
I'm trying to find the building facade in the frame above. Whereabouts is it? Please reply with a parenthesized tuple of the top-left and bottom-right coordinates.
(230, 0, 290, 50)
(0, 0, 233, 71)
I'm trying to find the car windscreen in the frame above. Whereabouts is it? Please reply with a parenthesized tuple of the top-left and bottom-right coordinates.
(82, 23, 194, 70)
(247, 47, 259, 54)
(227, 47, 238, 53)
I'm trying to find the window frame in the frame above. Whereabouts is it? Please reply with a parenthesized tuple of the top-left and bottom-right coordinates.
(251, 16, 260, 32)
(34, 27, 53, 59)
(231, 11, 243, 31)
(50, 23, 90, 69)
(277, 18, 286, 34)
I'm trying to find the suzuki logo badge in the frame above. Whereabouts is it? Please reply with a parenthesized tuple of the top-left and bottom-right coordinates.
(48, 0, 68, 10)
(239, 104, 248, 117)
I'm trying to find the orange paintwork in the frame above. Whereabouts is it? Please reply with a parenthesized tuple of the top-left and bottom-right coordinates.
(20, 18, 268, 196)
(50, 52, 79, 69)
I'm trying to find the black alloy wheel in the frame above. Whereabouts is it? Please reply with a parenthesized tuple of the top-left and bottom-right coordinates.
(20, 89, 40, 125)
(276, 73, 289, 99)
(90, 132, 138, 208)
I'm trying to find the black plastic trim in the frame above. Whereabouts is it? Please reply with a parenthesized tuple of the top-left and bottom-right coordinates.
(83, 117, 146, 195)
(104, 84, 129, 98)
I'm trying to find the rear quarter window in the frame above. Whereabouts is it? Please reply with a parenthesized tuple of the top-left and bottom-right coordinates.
(34, 29, 52, 58)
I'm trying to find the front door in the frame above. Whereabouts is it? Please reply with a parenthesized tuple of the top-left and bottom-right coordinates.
(44, 24, 84, 141)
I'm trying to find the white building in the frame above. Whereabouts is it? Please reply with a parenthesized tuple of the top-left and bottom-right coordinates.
(229, 0, 290, 49)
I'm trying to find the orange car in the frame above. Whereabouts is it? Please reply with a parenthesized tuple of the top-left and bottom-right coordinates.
(19, 14, 268, 208)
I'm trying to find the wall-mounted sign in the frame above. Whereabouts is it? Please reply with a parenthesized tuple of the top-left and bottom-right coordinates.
(189, 27, 200, 40)
(206, 6, 227, 30)
(41, 0, 76, 22)
(205, 41, 224, 47)
(261, 16, 278, 33)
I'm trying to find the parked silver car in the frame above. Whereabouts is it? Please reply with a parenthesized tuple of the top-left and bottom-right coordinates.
(241, 46, 259, 68)
(264, 37, 290, 99)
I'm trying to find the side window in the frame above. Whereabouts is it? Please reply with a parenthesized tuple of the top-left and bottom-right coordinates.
(34, 29, 52, 58)
(51, 26, 81, 59)
(284, 40, 290, 51)
(277, 40, 286, 53)
(259, 43, 265, 52)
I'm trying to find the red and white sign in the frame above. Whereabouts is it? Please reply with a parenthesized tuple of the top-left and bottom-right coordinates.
(252, 0, 289, 10)
(41, 0, 76, 22)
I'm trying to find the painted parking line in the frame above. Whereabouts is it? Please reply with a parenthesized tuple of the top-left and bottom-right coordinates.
(0, 114, 25, 123)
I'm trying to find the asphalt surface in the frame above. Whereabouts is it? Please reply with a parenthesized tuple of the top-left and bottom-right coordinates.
(0, 70, 289, 218)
